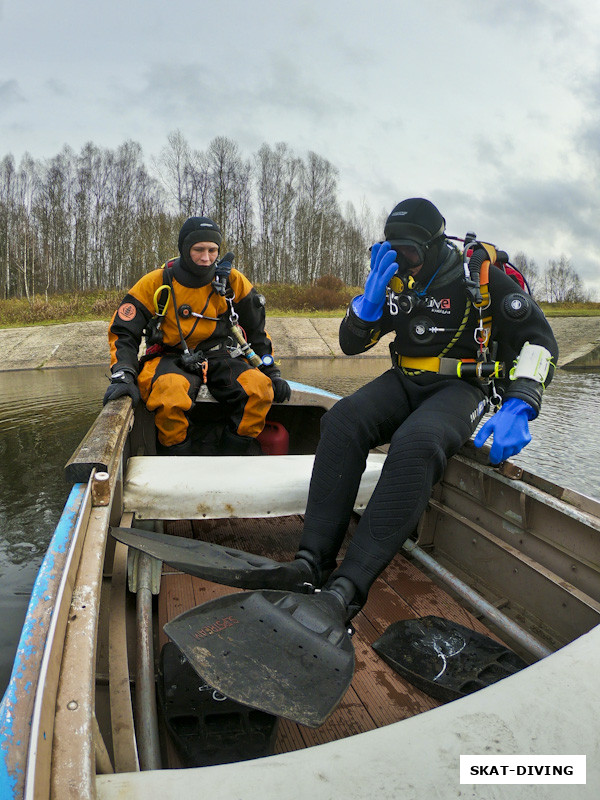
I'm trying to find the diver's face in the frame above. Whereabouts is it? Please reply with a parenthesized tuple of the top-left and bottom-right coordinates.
(189, 242, 219, 266)
(394, 244, 423, 275)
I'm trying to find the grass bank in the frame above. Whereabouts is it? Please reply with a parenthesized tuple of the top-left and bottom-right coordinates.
(1, 289, 599, 329)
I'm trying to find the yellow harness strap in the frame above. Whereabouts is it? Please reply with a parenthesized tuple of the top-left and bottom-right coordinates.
(396, 354, 465, 376)
(396, 353, 503, 378)
(398, 355, 445, 372)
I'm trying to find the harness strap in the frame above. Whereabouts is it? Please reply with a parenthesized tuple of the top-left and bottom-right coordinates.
(395, 353, 503, 379)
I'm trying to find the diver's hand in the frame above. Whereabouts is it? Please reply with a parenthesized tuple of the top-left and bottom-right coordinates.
(271, 376, 291, 403)
(474, 397, 535, 464)
(103, 369, 140, 407)
(352, 242, 398, 321)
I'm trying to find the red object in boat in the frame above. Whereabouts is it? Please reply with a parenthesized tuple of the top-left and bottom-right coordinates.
(257, 421, 289, 455)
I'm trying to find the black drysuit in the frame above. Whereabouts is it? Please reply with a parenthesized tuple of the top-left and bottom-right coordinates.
(298, 243, 559, 603)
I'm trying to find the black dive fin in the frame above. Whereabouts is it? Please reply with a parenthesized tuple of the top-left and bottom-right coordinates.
(164, 589, 355, 728)
(157, 642, 278, 766)
(110, 527, 314, 592)
(372, 616, 528, 703)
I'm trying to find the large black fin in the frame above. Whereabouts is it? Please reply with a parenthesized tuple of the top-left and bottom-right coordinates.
(164, 589, 355, 728)
(110, 527, 314, 592)
(372, 616, 528, 702)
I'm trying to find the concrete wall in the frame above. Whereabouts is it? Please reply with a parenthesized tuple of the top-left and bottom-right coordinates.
(0, 316, 599, 372)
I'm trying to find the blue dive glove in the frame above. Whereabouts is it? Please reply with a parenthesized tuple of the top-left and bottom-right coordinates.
(352, 241, 399, 321)
(474, 397, 536, 465)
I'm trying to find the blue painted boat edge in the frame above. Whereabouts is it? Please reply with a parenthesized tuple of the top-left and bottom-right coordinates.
(289, 380, 340, 400)
(0, 482, 88, 799)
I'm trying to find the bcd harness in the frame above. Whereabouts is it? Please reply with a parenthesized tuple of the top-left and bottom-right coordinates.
(143, 258, 267, 384)
(392, 236, 509, 402)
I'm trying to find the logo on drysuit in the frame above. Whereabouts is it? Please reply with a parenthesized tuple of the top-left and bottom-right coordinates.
(470, 399, 488, 426)
(117, 302, 136, 322)
(387, 291, 451, 316)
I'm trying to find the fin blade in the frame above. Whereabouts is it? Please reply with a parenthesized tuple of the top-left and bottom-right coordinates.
(110, 527, 312, 591)
(164, 590, 355, 727)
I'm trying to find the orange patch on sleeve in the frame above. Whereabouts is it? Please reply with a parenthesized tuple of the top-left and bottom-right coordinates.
(117, 302, 137, 322)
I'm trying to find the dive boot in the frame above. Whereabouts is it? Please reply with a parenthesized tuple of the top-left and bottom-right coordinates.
(321, 576, 364, 624)
(157, 437, 194, 456)
(218, 428, 262, 456)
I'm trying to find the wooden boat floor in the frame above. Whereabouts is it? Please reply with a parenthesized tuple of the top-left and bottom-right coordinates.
(157, 515, 503, 764)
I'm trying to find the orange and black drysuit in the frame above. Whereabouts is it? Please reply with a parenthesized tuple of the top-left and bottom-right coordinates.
(108, 258, 278, 451)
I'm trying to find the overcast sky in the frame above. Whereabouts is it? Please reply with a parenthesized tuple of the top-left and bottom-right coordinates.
(1, 0, 599, 293)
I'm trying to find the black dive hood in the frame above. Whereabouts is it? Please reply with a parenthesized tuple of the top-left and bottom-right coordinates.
(384, 198, 446, 283)
(177, 216, 222, 286)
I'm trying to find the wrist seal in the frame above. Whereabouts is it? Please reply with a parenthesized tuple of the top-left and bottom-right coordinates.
(505, 343, 552, 418)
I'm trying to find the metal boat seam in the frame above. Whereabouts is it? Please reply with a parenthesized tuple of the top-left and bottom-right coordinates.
(453, 454, 600, 530)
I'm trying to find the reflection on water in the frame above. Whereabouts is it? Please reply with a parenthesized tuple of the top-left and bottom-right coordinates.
(0, 366, 110, 695)
(1, 360, 599, 696)
(505, 369, 600, 496)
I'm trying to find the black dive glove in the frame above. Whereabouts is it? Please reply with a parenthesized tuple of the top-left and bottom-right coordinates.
(271, 376, 292, 403)
(212, 252, 235, 296)
(260, 361, 291, 403)
(103, 368, 141, 407)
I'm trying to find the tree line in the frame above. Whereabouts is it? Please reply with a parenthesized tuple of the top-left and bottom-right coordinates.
(0, 130, 592, 302)
(0, 132, 376, 300)
(511, 253, 592, 303)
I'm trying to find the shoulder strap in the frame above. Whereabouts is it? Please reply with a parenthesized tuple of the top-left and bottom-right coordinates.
(155, 260, 176, 316)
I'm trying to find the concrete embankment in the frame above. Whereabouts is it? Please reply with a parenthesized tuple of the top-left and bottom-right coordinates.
(0, 316, 599, 372)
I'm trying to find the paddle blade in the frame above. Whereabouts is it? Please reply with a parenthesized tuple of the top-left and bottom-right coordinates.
(164, 589, 355, 728)
(110, 527, 313, 591)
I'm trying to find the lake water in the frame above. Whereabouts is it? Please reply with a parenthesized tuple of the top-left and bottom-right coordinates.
(1, 361, 599, 696)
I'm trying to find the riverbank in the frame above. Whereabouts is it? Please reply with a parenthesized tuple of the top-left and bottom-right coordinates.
(0, 316, 599, 371)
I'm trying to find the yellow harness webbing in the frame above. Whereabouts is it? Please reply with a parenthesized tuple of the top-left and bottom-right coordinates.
(395, 353, 503, 378)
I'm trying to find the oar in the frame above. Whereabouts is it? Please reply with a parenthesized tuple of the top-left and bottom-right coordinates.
(110, 527, 315, 591)
(164, 589, 355, 728)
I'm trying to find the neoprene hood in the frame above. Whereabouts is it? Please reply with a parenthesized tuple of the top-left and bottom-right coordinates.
(384, 198, 446, 281)
(177, 216, 222, 284)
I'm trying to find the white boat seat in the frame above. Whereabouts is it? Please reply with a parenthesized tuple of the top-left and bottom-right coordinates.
(123, 453, 386, 521)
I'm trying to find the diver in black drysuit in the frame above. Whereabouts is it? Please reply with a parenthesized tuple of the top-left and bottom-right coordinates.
(286, 198, 559, 619)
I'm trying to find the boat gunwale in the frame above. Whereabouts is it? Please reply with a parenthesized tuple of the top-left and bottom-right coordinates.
(0, 482, 90, 799)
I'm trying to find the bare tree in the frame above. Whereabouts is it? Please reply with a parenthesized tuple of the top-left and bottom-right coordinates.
(512, 251, 541, 297)
(295, 152, 339, 283)
(154, 130, 194, 215)
(0, 154, 16, 299)
(544, 255, 589, 302)
(34, 148, 75, 294)
(254, 142, 301, 282)
(0, 133, 395, 298)
(337, 201, 374, 287)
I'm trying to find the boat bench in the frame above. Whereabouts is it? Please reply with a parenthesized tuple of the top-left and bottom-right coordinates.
(123, 454, 386, 521)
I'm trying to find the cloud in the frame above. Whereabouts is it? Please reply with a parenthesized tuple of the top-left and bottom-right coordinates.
(573, 67, 600, 166)
(0, 80, 24, 111)
(433, 175, 600, 291)
(464, 0, 574, 37)
(108, 51, 361, 164)
(43, 79, 70, 98)
(472, 135, 516, 172)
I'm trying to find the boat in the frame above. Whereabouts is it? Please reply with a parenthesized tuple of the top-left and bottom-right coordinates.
(1, 380, 599, 799)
